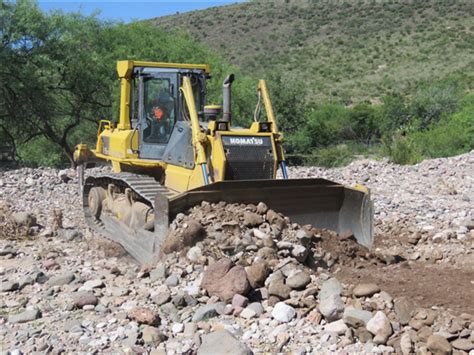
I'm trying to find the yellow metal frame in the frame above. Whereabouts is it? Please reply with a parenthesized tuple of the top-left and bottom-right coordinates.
(74, 60, 288, 193)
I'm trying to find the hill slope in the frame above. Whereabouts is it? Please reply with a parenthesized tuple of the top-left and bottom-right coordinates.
(151, 0, 474, 102)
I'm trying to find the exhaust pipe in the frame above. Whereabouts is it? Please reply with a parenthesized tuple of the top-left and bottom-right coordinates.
(222, 74, 235, 122)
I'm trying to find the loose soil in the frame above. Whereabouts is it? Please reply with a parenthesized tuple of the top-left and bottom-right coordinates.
(336, 261, 474, 315)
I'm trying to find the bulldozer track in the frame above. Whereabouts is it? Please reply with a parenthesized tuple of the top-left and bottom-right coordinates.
(82, 172, 177, 263)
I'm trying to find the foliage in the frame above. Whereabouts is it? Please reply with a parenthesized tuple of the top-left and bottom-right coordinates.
(408, 93, 474, 158)
(307, 145, 353, 168)
(0, 1, 255, 166)
(1, 1, 472, 168)
(383, 135, 422, 165)
(409, 81, 462, 129)
(153, 0, 474, 102)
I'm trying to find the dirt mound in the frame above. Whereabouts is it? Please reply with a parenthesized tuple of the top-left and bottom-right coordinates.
(163, 200, 384, 271)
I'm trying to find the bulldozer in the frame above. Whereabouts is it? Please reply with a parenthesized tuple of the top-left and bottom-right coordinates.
(74, 60, 373, 264)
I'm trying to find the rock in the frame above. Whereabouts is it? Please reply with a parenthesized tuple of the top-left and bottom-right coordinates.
(202, 258, 250, 302)
(0, 280, 19, 292)
(245, 261, 270, 289)
(325, 319, 348, 335)
(272, 302, 296, 323)
(79, 279, 104, 291)
(58, 228, 82, 241)
(232, 294, 249, 309)
(355, 327, 373, 343)
(400, 332, 413, 355)
(72, 291, 99, 308)
(243, 212, 263, 227)
(266, 209, 285, 228)
(319, 278, 342, 300)
(162, 219, 204, 253)
(343, 308, 373, 328)
(366, 311, 393, 344)
(128, 307, 160, 326)
(285, 271, 311, 290)
(197, 330, 253, 355)
(291, 245, 309, 262)
(319, 293, 344, 322)
(46, 272, 75, 287)
(192, 304, 219, 322)
(353, 283, 380, 297)
(165, 275, 179, 287)
(11, 212, 36, 227)
(240, 308, 257, 319)
(417, 326, 433, 342)
(150, 264, 167, 281)
(394, 297, 415, 325)
(152, 291, 171, 306)
(0, 246, 17, 256)
(8, 309, 42, 324)
(142, 326, 165, 345)
(427, 334, 452, 355)
(307, 309, 322, 325)
(18, 275, 35, 289)
(268, 277, 291, 300)
(451, 338, 473, 351)
(187, 246, 202, 262)
(172, 323, 184, 334)
(256, 202, 268, 214)
(246, 302, 264, 317)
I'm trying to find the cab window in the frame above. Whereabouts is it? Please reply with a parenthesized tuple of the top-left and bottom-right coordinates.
(143, 77, 176, 144)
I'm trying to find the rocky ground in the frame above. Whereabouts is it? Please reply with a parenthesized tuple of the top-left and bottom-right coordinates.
(0, 151, 473, 354)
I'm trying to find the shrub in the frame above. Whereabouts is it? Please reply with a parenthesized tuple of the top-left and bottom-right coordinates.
(307, 145, 353, 167)
(383, 134, 422, 165)
(409, 93, 474, 158)
(410, 81, 462, 128)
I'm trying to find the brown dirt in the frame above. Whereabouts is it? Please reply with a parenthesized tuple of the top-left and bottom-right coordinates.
(313, 228, 474, 315)
(335, 261, 474, 316)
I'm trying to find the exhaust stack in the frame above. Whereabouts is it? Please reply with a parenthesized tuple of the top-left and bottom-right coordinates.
(222, 74, 235, 122)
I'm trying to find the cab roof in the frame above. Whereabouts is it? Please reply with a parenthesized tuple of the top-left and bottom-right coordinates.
(117, 60, 211, 78)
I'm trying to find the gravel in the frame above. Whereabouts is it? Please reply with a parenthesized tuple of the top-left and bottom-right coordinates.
(0, 152, 473, 353)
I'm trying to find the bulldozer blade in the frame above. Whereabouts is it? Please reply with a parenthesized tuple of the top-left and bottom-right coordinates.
(156, 178, 373, 251)
(84, 177, 372, 265)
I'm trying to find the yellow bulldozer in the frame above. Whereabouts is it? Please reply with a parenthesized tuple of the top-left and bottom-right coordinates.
(74, 60, 373, 264)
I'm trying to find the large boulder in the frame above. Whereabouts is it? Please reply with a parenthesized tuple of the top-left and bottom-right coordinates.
(366, 311, 393, 345)
(319, 278, 344, 321)
(427, 335, 452, 355)
(161, 219, 204, 253)
(202, 258, 250, 302)
(197, 330, 253, 355)
(245, 261, 270, 289)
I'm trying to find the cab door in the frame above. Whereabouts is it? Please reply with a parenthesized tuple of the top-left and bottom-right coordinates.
(139, 73, 177, 160)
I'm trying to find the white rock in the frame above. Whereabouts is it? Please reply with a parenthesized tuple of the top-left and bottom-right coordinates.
(271, 302, 296, 323)
(172, 323, 184, 334)
(324, 319, 348, 335)
(240, 308, 257, 319)
(186, 246, 202, 262)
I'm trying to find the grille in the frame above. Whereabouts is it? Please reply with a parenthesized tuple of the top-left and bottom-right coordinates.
(222, 136, 274, 180)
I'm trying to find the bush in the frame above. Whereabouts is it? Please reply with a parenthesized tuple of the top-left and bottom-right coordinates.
(409, 93, 474, 158)
(17, 137, 67, 167)
(349, 103, 380, 143)
(383, 134, 422, 165)
(410, 81, 462, 128)
(307, 145, 353, 168)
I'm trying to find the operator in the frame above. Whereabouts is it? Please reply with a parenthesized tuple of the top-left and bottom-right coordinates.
(146, 88, 175, 143)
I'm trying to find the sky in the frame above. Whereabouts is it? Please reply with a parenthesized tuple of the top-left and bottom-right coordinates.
(38, 0, 243, 23)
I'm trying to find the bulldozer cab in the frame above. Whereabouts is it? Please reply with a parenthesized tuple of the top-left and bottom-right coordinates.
(133, 68, 206, 161)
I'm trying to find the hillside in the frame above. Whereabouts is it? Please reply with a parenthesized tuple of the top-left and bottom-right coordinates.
(151, 0, 474, 102)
